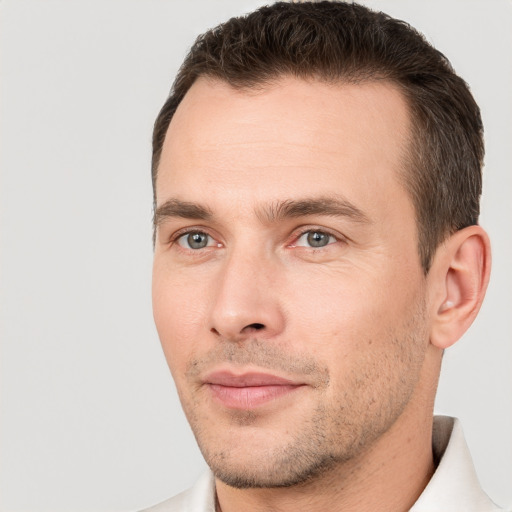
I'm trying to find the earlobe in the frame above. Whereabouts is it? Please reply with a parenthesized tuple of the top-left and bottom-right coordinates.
(429, 226, 491, 349)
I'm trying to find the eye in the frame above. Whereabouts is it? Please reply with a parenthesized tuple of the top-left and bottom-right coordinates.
(295, 230, 337, 248)
(176, 231, 216, 250)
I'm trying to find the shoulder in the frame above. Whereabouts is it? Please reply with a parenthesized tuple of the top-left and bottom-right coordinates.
(140, 490, 189, 512)
(139, 472, 216, 512)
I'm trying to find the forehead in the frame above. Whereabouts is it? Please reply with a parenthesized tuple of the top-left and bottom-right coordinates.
(157, 76, 412, 220)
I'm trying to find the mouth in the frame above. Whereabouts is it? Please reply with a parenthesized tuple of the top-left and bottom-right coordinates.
(203, 371, 306, 409)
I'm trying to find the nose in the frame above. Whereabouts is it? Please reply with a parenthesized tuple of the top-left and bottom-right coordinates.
(209, 246, 285, 342)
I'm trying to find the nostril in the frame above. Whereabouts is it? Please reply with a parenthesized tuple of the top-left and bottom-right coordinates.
(248, 323, 265, 330)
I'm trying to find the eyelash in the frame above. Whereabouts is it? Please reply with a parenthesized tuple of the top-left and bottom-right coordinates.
(170, 228, 220, 249)
(170, 226, 343, 253)
(290, 227, 341, 249)
(169, 226, 347, 255)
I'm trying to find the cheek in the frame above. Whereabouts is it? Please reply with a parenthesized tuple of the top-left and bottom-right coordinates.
(284, 268, 387, 341)
(152, 263, 211, 374)
(284, 262, 424, 365)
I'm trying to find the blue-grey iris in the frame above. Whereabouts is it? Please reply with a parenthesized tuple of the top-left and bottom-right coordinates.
(307, 231, 330, 247)
(188, 232, 209, 249)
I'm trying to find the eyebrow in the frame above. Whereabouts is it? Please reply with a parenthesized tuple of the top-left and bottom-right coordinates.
(153, 195, 370, 228)
(153, 198, 213, 227)
(256, 196, 370, 224)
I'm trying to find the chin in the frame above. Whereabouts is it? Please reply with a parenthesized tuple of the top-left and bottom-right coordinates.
(195, 416, 358, 490)
(207, 449, 342, 489)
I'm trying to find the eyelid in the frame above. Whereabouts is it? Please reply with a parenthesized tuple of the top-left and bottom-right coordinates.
(288, 226, 346, 248)
(177, 232, 214, 249)
(169, 226, 222, 249)
(165, 224, 346, 251)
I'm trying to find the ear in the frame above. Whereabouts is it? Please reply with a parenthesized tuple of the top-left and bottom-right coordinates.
(428, 225, 491, 349)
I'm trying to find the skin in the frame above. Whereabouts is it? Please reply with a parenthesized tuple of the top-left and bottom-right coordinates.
(152, 76, 491, 511)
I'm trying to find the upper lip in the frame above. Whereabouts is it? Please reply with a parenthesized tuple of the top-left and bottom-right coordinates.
(204, 371, 300, 387)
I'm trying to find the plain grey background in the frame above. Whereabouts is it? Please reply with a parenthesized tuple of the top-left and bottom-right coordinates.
(1, 1, 511, 510)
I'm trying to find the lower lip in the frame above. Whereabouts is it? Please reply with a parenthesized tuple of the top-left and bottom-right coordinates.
(207, 384, 302, 409)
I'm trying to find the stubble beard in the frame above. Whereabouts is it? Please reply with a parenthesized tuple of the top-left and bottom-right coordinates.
(202, 401, 372, 490)
(178, 301, 428, 490)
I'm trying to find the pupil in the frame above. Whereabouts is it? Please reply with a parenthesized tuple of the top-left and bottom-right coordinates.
(307, 231, 328, 247)
(188, 232, 207, 249)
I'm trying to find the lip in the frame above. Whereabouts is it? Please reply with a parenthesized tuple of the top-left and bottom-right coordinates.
(203, 371, 305, 409)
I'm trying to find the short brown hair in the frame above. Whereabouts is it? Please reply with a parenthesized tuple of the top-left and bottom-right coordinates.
(152, 1, 484, 272)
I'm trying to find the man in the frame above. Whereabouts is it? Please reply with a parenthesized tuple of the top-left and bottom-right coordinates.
(145, 2, 501, 511)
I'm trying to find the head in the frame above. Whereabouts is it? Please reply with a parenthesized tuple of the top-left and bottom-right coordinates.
(151, 1, 490, 491)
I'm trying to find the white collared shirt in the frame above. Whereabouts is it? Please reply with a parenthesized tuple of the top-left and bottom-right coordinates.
(142, 416, 503, 511)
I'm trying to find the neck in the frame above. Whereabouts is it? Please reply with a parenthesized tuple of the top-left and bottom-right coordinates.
(215, 376, 438, 512)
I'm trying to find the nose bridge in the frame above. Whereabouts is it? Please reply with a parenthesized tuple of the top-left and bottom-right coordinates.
(209, 238, 284, 341)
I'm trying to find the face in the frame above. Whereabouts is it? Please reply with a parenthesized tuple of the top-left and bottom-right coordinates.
(152, 77, 431, 488)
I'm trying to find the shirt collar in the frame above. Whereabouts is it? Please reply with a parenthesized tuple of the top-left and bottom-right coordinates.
(410, 415, 500, 511)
